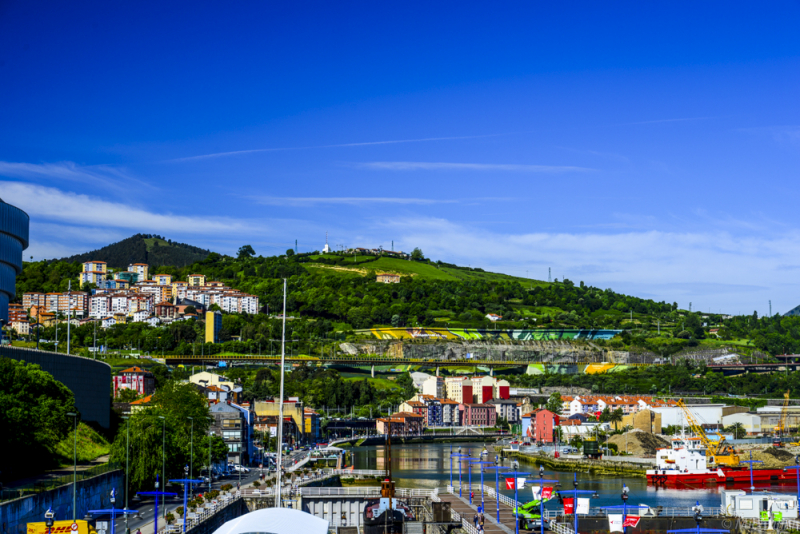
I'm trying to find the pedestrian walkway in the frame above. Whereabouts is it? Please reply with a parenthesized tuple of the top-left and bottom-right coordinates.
(440, 488, 513, 534)
(443, 483, 554, 534)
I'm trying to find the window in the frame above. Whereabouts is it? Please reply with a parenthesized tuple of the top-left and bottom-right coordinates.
(223, 419, 240, 428)
(739, 499, 753, 510)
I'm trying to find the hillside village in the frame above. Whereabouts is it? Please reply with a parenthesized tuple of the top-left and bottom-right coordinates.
(7, 260, 259, 335)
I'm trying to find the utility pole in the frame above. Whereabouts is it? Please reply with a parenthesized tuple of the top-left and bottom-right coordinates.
(548, 268, 551, 283)
(66, 280, 71, 356)
(274, 279, 287, 507)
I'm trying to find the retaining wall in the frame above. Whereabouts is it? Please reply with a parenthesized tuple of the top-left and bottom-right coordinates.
(0, 470, 122, 534)
(0, 347, 111, 427)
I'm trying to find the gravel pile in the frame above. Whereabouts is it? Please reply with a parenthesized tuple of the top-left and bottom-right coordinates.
(607, 430, 670, 456)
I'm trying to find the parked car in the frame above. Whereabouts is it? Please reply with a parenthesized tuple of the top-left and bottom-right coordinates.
(234, 464, 251, 473)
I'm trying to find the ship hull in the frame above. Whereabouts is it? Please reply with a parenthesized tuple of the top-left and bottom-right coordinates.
(648, 467, 795, 486)
(363, 509, 406, 534)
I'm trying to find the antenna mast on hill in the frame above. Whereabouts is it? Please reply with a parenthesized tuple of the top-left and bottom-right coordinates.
(548, 267, 551, 283)
(770, 300, 772, 317)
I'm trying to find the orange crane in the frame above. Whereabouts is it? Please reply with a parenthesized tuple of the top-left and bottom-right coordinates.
(774, 391, 790, 447)
(677, 399, 740, 466)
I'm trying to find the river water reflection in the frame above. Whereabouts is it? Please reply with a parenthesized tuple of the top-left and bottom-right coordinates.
(351, 442, 799, 511)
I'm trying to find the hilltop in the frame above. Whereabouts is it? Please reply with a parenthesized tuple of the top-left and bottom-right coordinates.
(58, 234, 211, 268)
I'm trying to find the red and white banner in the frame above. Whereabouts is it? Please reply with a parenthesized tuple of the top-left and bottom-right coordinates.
(531, 486, 554, 500)
(624, 516, 641, 528)
(563, 498, 574, 514)
(609, 515, 641, 532)
(563, 498, 589, 515)
(505, 477, 527, 490)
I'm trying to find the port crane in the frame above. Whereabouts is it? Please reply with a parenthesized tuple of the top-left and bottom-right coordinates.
(677, 399, 740, 466)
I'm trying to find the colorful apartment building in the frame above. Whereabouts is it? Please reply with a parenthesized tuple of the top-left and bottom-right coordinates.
(128, 263, 149, 281)
(522, 409, 560, 443)
(154, 274, 172, 286)
(188, 274, 206, 287)
(445, 376, 473, 404)
(113, 366, 155, 397)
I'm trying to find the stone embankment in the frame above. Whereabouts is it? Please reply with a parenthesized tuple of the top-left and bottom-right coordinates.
(511, 452, 649, 477)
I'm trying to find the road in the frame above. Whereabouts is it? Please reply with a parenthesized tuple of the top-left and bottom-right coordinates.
(109, 456, 308, 534)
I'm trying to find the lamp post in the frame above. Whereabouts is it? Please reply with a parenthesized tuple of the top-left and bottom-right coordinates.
(506, 463, 532, 534)
(135, 477, 177, 534)
(85, 490, 139, 534)
(208, 430, 214, 491)
(562, 472, 599, 534)
(158, 416, 166, 517)
(783, 455, 800, 501)
(599, 485, 631, 534)
(67, 412, 78, 520)
(451, 450, 470, 498)
(122, 416, 131, 534)
(666, 502, 729, 534)
(169, 473, 203, 533)
(469, 460, 494, 511)
(741, 450, 763, 493)
(534, 465, 559, 534)
(484, 457, 511, 523)
(187, 417, 194, 496)
(44, 508, 54, 534)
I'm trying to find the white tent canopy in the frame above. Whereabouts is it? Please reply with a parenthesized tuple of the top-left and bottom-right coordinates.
(211, 508, 328, 534)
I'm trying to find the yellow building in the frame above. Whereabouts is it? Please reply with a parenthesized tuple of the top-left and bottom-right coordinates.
(154, 273, 173, 286)
(188, 274, 207, 287)
(189, 371, 235, 390)
(205, 310, 222, 343)
(254, 398, 305, 440)
(82, 261, 107, 273)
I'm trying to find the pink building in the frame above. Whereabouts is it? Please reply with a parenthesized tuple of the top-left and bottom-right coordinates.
(524, 409, 560, 443)
(459, 403, 497, 427)
(113, 366, 156, 397)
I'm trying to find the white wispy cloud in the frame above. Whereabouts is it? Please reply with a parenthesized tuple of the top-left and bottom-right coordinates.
(252, 196, 458, 207)
(170, 134, 498, 162)
(0, 160, 155, 191)
(355, 162, 593, 172)
(1, 182, 248, 234)
(370, 216, 800, 314)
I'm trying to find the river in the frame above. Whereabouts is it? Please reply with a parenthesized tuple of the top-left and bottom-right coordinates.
(350, 441, 799, 511)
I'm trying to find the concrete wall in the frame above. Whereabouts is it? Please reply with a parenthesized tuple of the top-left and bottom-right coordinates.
(0, 347, 111, 427)
(0, 470, 122, 534)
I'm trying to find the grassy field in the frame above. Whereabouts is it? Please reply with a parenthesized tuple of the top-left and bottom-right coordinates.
(54, 422, 111, 463)
(304, 255, 546, 284)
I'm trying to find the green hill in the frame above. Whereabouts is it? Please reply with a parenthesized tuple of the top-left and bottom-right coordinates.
(301, 253, 544, 285)
(58, 234, 211, 268)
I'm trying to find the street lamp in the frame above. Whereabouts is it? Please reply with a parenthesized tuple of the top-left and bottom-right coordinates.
(158, 416, 166, 517)
(67, 412, 78, 520)
(85, 489, 139, 534)
(44, 508, 54, 534)
(532, 464, 559, 534)
(170, 471, 203, 533)
(783, 455, 800, 502)
(559, 472, 599, 534)
(121, 416, 131, 534)
(506, 463, 533, 534)
(484, 457, 511, 523)
(135, 476, 177, 534)
(666, 502, 728, 534)
(599, 484, 632, 534)
(187, 417, 194, 496)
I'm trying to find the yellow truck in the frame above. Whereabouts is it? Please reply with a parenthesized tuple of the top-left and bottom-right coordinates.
(27, 520, 96, 534)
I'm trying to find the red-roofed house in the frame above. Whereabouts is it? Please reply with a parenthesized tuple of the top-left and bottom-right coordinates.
(113, 366, 155, 397)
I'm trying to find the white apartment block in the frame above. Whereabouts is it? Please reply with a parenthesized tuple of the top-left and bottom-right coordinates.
(132, 310, 150, 322)
(90, 295, 110, 318)
(422, 376, 445, 398)
(136, 283, 166, 303)
(172, 282, 188, 300)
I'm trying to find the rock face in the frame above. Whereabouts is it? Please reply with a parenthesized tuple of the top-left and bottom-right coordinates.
(607, 430, 670, 456)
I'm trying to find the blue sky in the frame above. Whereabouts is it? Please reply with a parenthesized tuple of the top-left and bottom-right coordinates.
(1, 1, 799, 314)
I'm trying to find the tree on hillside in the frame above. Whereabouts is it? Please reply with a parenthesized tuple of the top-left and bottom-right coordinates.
(545, 392, 562, 414)
(286, 249, 295, 257)
(411, 248, 425, 261)
(395, 372, 417, 400)
(237, 245, 256, 259)
(0, 358, 78, 479)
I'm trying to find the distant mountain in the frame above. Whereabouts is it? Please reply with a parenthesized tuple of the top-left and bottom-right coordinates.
(58, 234, 212, 268)
(785, 305, 800, 317)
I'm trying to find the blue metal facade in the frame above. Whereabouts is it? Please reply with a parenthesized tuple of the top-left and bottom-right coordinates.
(0, 200, 29, 324)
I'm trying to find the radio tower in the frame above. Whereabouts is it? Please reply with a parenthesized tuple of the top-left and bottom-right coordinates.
(770, 300, 772, 317)
(548, 267, 551, 283)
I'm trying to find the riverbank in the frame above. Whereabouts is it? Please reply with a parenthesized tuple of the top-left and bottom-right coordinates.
(511, 452, 648, 478)
(335, 435, 501, 447)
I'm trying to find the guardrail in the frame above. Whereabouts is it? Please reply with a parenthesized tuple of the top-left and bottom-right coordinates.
(156, 491, 241, 534)
(323, 469, 386, 477)
(1, 463, 121, 502)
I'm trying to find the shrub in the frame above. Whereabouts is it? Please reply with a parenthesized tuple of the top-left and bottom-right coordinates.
(221, 484, 233, 491)
(252, 481, 261, 488)
(176, 507, 184, 519)
(165, 513, 175, 524)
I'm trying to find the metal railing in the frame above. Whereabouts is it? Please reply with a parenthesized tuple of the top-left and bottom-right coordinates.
(155, 491, 240, 534)
(1, 463, 121, 502)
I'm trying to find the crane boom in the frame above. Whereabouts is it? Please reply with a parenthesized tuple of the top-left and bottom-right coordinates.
(676, 398, 740, 466)
(779, 391, 790, 436)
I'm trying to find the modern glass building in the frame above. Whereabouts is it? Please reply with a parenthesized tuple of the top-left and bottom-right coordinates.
(0, 198, 29, 324)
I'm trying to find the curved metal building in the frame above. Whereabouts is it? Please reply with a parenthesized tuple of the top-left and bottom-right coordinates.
(0, 198, 29, 324)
